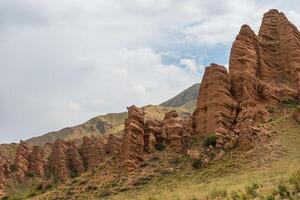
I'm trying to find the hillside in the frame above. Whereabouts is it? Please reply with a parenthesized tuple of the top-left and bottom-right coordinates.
(25, 84, 198, 146)
(160, 83, 199, 107)
(1, 9, 300, 200)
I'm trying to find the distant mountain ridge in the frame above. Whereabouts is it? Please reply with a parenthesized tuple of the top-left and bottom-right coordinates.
(25, 83, 199, 146)
(160, 83, 199, 107)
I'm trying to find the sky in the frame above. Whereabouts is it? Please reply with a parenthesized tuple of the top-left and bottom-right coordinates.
(1, 0, 300, 143)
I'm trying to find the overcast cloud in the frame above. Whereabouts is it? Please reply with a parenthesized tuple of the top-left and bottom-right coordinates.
(1, 0, 299, 143)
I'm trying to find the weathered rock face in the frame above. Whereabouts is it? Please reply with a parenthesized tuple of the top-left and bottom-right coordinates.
(29, 146, 45, 177)
(144, 119, 161, 153)
(14, 141, 31, 181)
(163, 110, 184, 152)
(193, 64, 237, 138)
(228, 9, 300, 150)
(193, 10, 300, 152)
(181, 116, 194, 148)
(49, 140, 70, 181)
(68, 143, 85, 176)
(105, 134, 122, 156)
(121, 105, 145, 171)
(80, 136, 105, 170)
(0, 159, 11, 198)
(258, 9, 300, 92)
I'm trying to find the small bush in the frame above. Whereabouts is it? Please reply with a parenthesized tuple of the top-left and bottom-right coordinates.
(209, 189, 228, 199)
(169, 157, 181, 165)
(1, 196, 8, 200)
(277, 183, 290, 198)
(290, 170, 300, 192)
(245, 183, 259, 197)
(154, 143, 165, 151)
(280, 97, 297, 108)
(266, 195, 275, 200)
(148, 156, 160, 162)
(26, 171, 35, 177)
(204, 135, 217, 147)
(86, 185, 97, 191)
(192, 159, 203, 169)
(10, 164, 17, 172)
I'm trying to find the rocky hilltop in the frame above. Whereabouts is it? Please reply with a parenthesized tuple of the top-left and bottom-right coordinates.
(1, 9, 300, 199)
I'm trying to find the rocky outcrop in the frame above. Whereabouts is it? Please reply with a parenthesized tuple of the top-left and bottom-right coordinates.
(14, 141, 31, 181)
(193, 64, 237, 138)
(0, 159, 11, 198)
(121, 105, 145, 171)
(163, 110, 184, 152)
(144, 119, 161, 153)
(49, 140, 70, 181)
(181, 116, 194, 148)
(29, 146, 45, 177)
(68, 143, 85, 176)
(80, 136, 106, 169)
(105, 134, 122, 156)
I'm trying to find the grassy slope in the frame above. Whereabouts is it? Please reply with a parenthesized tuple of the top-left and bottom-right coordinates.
(108, 108, 300, 200)
(18, 107, 300, 200)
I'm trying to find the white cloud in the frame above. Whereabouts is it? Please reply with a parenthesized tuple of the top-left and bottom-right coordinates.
(0, 0, 300, 143)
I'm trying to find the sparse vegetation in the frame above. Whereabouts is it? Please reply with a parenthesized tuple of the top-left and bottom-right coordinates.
(192, 159, 202, 169)
(204, 135, 217, 147)
(154, 143, 165, 151)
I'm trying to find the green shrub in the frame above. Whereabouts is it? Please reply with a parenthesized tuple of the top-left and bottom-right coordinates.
(86, 185, 97, 191)
(290, 170, 300, 192)
(154, 143, 165, 151)
(204, 135, 217, 147)
(245, 183, 259, 197)
(10, 164, 17, 172)
(266, 195, 275, 200)
(280, 97, 297, 108)
(1, 196, 8, 200)
(277, 183, 290, 198)
(192, 159, 203, 169)
(26, 171, 35, 177)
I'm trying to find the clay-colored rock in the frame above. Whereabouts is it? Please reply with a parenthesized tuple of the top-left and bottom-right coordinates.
(163, 110, 183, 152)
(104, 134, 122, 156)
(80, 136, 105, 170)
(29, 146, 45, 177)
(121, 105, 145, 171)
(14, 141, 31, 181)
(68, 143, 85, 176)
(193, 64, 237, 137)
(49, 140, 70, 181)
(0, 159, 11, 198)
(144, 119, 161, 153)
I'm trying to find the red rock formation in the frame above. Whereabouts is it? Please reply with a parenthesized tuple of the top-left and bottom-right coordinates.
(104, 134, 122, 156)
(121, 105, 145, 171)
(144, 119, 161, 153)
(80, 136, 105, 170)
(68, 143, 85, 176)
(181, 116, 194, 148)
(162, 110, 184, 152)
(29, 146, 45, 177)
(49, 140, 70, 181)
(228, 9, 300, 150)
(193, 64, 237, 138)
(0, 159, 11, 198)
(14, 141, 31, 181)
